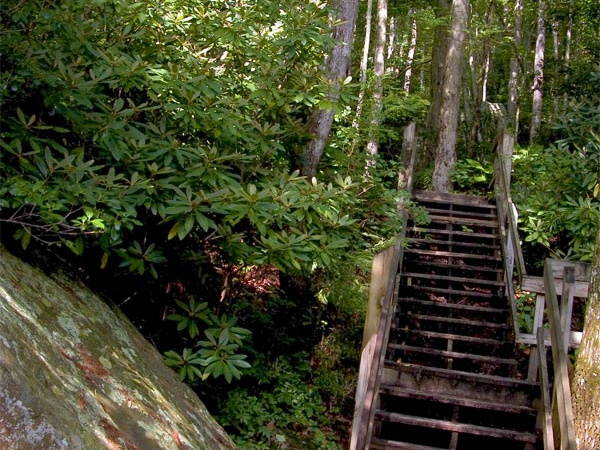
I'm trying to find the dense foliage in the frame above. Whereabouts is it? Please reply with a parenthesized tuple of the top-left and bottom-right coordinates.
(0, 0, 418, 447)
(512, 74, 600, 263)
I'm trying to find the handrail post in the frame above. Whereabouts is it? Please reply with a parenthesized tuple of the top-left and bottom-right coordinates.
(544, 260, 577, 450)
(560, 266, 575, 353)
(537, 327, 555, 450)
(494, 129, 526, 341)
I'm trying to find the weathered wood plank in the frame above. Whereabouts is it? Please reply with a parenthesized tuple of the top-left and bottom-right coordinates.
(548, 259, 591, 281)
(517, 329, 582, 348)
(404, 248, 502, 261)
(427, 214, 499, 228)
(425, 207, 499, 220)
(349, 337, 376, 450)
(398, 329, 509, 347)
(398, 297, 507, 313)
(537, 327, 556, 450)
(508, 202, 526, 284)
(408, 285, 496, 299)
(544, 260, 577, 450)
(413, 189, 497, 208)
(370, 438, 447, 450)
(409, 226, 498, 240)
(374, 411, 538, 443)
(407, 237, 501, 250)
(403, 260, 503, 273)
(402, 272, 504, 287)
(385, 360, 539, 389)
(363, 246, 396, 349)
(560, 266, 575, 352)
(387, 343, 518, 365)
(522, 275, 589, 298)
(379, 385, 536, 415)
(406, 313, 509, 329)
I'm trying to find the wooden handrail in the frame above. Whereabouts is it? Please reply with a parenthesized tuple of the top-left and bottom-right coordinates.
(493, 131, 578, 450)
(494, 131, 526, 285)
(537, 327, 555, 450)
(494, 130, 526, 341)
(350, 123, 418, 449)
(538, 260, 577, 450)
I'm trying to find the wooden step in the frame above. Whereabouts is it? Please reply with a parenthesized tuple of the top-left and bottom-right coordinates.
(427, 214, 498, 228)
(403, 259, 503, 274)
(384, 361, 538, 390)
(406, 313, 509, 329)
(413, 190, 496, 209)
(387, 343, 518, 366)
(398, 298, 508, 314)
(408, 226, 498, 240)
(426, 207, 498, 221)
(374, 411, 538, 443)
(370, 438, 447, 450)
(402, 273, 504, 288)
(403, 248, 502, 262)
(393, 329, 511, 348)
(379, 385, 537, 415)
(407, 285, 497, 300)
(407, 237, 501, 251)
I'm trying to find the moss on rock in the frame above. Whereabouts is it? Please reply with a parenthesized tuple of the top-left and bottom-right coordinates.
(0, 245, 237, 450)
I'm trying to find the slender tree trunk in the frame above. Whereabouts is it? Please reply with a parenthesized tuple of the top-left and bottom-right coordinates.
(563, 0, 573, 113)
(404, 11, 418, 93)
(431, 0, 469, 193)
(387, 16, 397, 75)
(507, 0, 523, 135)
(419, 41, 426, 92)
(365, 0, 388, 162)
(469, 1, 495, 147)
(551, 18, 560, 118)
(302, 0, 359, 177)
(529, 0, 546, 146)
(353, 0, 373, 134)
(572, 224, 600, 448)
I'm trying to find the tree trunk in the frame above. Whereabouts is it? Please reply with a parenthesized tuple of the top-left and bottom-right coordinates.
(387, 16, 397, 74)
(302, 0, 359, 177)
(529, 0, 546, 146)
(431, 0, 469, 193)
(572, 224, 600, 447)
(563, 0, 573, 113)
(551, 17, 560, 118)
(352, 0, 373, 135)
(507, 0, 523, 134)
(469, 1, 495, 148)
(365, 0, 388, 162)
(404, 11, 418, 93)
(425, 1, 451, 162)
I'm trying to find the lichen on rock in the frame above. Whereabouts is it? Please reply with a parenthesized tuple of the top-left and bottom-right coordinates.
(0, 246, 237, 450)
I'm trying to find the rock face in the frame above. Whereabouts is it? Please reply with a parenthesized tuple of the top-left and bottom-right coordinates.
(0, 246, 237, 450)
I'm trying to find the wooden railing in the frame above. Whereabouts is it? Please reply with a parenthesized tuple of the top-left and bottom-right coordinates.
(527, 259, 590, 450)
(350, 123, 417, 450)
(493, 130, 526, 340)
(536, 259, 581, 450)
(493, 130, 590, 450)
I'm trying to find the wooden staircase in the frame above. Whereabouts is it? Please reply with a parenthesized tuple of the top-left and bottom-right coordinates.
(364, 190, 541, 450)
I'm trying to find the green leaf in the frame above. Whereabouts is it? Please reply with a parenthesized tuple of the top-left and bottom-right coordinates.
(218, 328, 230, 346)
(167, 222, 180, 240)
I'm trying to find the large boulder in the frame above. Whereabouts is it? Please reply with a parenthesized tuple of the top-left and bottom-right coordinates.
(0, 246, 237, 450)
